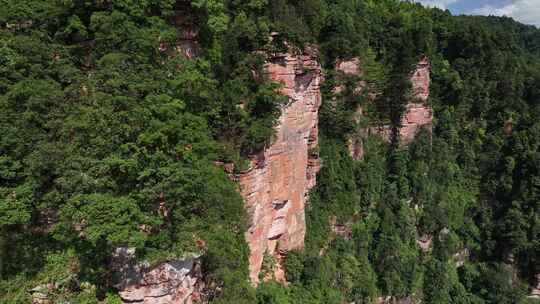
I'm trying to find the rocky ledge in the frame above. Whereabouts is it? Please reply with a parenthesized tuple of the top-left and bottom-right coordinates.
(112, 248, 203, 304)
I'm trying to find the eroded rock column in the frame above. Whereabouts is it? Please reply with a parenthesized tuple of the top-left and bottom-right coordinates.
(237, 48, 323, 283)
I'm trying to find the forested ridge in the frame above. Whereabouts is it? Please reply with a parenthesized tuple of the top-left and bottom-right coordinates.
(0, 0, 539, 303)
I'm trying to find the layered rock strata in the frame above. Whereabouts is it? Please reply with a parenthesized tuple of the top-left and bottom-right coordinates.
(112, 248, 203, 304)
(236, 47, 323, 283)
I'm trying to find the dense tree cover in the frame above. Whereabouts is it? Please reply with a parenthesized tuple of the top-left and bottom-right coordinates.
(1, 0, 540, 303)
(252, 1, 540, 304)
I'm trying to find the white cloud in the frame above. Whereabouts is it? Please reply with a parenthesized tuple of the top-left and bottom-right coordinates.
(472, 0, 540, 26)
(414, 0, 460, 9)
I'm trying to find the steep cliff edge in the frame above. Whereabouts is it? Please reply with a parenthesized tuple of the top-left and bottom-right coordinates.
(236, 47, 323, 283)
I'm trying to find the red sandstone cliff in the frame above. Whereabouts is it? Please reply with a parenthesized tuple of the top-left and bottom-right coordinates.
(236, 47, 323, 283)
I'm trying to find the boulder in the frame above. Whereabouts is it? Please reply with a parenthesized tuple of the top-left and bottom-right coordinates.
(112, 247, 203, 304)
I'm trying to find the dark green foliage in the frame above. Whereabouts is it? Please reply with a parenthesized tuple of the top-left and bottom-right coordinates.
(1, 0, 540, 302)
(290, 1, 540, 303)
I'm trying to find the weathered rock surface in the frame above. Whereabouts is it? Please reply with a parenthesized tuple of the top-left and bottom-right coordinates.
(453, 248, 470, 267)
(377, 296, 416, 304)
(361, 56, 432, 145)
(160, 1, 201, 59)
(113, 247, 203, 304)
(29, 284, 55, 304)
(335, 58, 366, 160)
(529, 273, 540, 298)
(336, 58, 362, 76)
(416, 234, 433, 253)
(329, 215, 354, 240)
(236, 47, 323, 283)
(399, 56, 432, 144)
(29, 275, 80, 304)
(335, 56, 432, 153)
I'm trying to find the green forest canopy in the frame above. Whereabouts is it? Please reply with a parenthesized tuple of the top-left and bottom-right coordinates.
(0, 0, 539, 303)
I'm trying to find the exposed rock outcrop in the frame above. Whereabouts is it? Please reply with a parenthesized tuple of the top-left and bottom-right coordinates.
(29, 275, 80, 304)
(335, 58, 366, 160)
(399, 56, 432, 144)
(335, 56, 431, 155)
(416, 234, 433, 253)
(236, 47, 323, 284)
(29, 284, 55, 304)
(329, 215, 354, 240)
(377, 296, 416, 304)
(160, 1, 201, 59)
(112, 247, 203, 304)
(336, 58, 362, 76)
(530, 273, 540, 299)
(453, 248, 470, 267)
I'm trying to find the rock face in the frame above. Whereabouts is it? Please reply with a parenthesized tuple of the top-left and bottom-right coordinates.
(160, 1, 201, 59)
(29, 284, 55, 304)
(334, 56, 432, 154)
(113, 248, 203, 304)
(416, 234, 433, 253)
(399, 56, 432, 144)
(530, 273, 540, 298)
(367, 56, 432, 145)
(377, 296, 416, 304)
(237, 47, 323, 284)
(335, 58, 366, 160)
(336, 58, 362, 76)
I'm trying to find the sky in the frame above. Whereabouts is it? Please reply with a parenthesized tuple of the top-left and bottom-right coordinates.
(414, 0, 540, 27)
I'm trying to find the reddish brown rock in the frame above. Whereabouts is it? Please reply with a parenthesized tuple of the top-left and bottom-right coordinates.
(332, 56, 431, 154)
(237, 47, 323, 284)
(399, 56, 432, 144)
